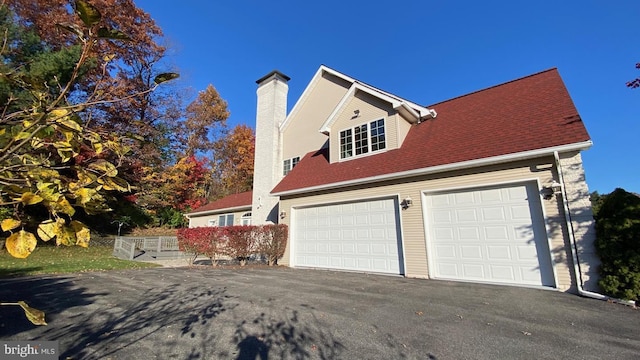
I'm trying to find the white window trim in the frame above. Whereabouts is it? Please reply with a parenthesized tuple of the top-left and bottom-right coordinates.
(241, 212, 252, 225)
(217, 213, 235, 227)
(283, 156, 300, 175)
(339, 118, 387, 161)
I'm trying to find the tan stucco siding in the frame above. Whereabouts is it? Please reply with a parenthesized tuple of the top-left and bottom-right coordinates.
(188, 208, 252, 228)
(282, 72, 350, 161)
(329, 91, 399, 163)
(278, 157, 577, 291)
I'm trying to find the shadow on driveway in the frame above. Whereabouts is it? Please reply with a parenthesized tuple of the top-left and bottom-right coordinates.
(0, 267, 638, 359)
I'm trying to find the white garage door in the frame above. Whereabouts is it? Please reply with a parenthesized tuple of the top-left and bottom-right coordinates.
(425, 182, 555, 287)
(293, 198, 404, 274)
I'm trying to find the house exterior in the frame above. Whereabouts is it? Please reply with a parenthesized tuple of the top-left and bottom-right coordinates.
(185, 65, 599, 293)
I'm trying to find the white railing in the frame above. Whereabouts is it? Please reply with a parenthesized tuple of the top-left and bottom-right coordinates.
(112, 236, 179, 260)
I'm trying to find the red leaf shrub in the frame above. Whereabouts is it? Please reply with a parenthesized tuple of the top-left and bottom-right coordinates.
(177, 227, 228, 266)
(225, 226, 256, 266)
(178, 224, 288, 266)
(255, 224, 288, 266)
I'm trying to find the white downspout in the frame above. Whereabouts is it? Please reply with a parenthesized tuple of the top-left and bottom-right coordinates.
(554, 151, 634, 305)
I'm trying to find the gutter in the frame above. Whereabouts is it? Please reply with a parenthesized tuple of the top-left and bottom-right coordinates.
(272, 141, 593, 197)
(554, 151, 636, 306)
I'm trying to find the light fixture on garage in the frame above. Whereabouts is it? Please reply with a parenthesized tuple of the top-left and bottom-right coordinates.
(541, 180, 563, 200)
(279, 211, 287, 219)
(401, 196, 413, 209)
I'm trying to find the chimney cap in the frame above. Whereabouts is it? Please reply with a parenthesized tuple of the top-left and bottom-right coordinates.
(256, 70, 290, 85)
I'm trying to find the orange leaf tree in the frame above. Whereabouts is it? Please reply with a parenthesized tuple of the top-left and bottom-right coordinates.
(210, 124, 255, 198)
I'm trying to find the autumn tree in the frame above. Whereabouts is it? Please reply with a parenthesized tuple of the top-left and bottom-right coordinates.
(183, 84, 229, 156)
(140, 155, 209, 227)
(0, 1, 177, 258)
(6, 0, 199, 232)
(210, 124, 255, 198)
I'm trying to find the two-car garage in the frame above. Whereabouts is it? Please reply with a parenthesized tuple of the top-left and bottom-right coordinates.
(290, 181, 556, 288)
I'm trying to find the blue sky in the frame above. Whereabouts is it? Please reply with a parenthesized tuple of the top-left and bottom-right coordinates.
(135, 0, 638, 194)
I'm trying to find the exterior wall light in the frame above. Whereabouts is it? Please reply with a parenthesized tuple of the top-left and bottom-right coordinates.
(541, 180, 563, 200)
(279, 211, 287, 219)
(401, 196, 413, 209)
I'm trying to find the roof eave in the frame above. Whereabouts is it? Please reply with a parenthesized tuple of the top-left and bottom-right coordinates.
(185, 204, 252, 218)
(319, 83, 436, 133)
(271, 140, 593, 196)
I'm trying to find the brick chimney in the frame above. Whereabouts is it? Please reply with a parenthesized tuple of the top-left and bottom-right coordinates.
(252, 70, 290, 224)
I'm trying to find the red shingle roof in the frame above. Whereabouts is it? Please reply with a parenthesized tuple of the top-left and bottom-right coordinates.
(188, 191, 252, 214)
(272, 68, 590, 194)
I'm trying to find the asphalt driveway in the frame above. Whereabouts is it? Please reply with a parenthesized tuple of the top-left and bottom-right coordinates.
(0, 267, 638, 359)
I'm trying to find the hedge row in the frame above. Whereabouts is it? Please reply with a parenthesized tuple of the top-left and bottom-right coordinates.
(177, 224, 288, 266)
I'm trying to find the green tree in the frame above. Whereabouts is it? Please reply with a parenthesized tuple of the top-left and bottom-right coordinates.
(594, 188, 640, 302)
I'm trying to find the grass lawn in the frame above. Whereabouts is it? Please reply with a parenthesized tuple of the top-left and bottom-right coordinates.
(0, 245, 160, 278)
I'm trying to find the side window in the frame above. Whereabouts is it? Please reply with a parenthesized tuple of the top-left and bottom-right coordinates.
(340, 128, 353, 159)
(370, 119, 386, 151)
(283, 156, 300, 175)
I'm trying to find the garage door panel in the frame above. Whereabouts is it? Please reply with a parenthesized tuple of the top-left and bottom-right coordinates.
(460, 245, 482, 259)
(480, 188, 503, 202)
(462, 264, 485, 278)
(426, 182, 555, 287)
(490, 265, 515, 281)
(454, 192, 475, 204)
(438, 263, 458, 277)
(485, 226, 509, 240)
(516, 245, 537, 260)
(457, 227, 478, 240)
(456, 209, 478, 222)
(511, 205, 532, 219)
(433, 210, 452, 224)
(293, 198, 403, 275)
(487, 246, 511, 260)
(435, 245, 456, 258)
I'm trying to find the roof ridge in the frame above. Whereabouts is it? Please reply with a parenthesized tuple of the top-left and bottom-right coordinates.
(426, 68, 559, 108)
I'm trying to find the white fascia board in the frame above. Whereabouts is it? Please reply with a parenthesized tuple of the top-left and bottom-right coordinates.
(271, 141, 593, 196)
(354, 81, 433, 116)
(318, 85, 358, 134)
(396, 102, 421, 123)
(281, 65, 357, 133)
(185, 204, 252, 218)
(319, 84, 428, 133)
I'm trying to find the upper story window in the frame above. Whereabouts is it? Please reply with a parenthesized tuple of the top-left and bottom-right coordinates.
(340, 119, 386, 159)
(283, 156, 300, 175)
